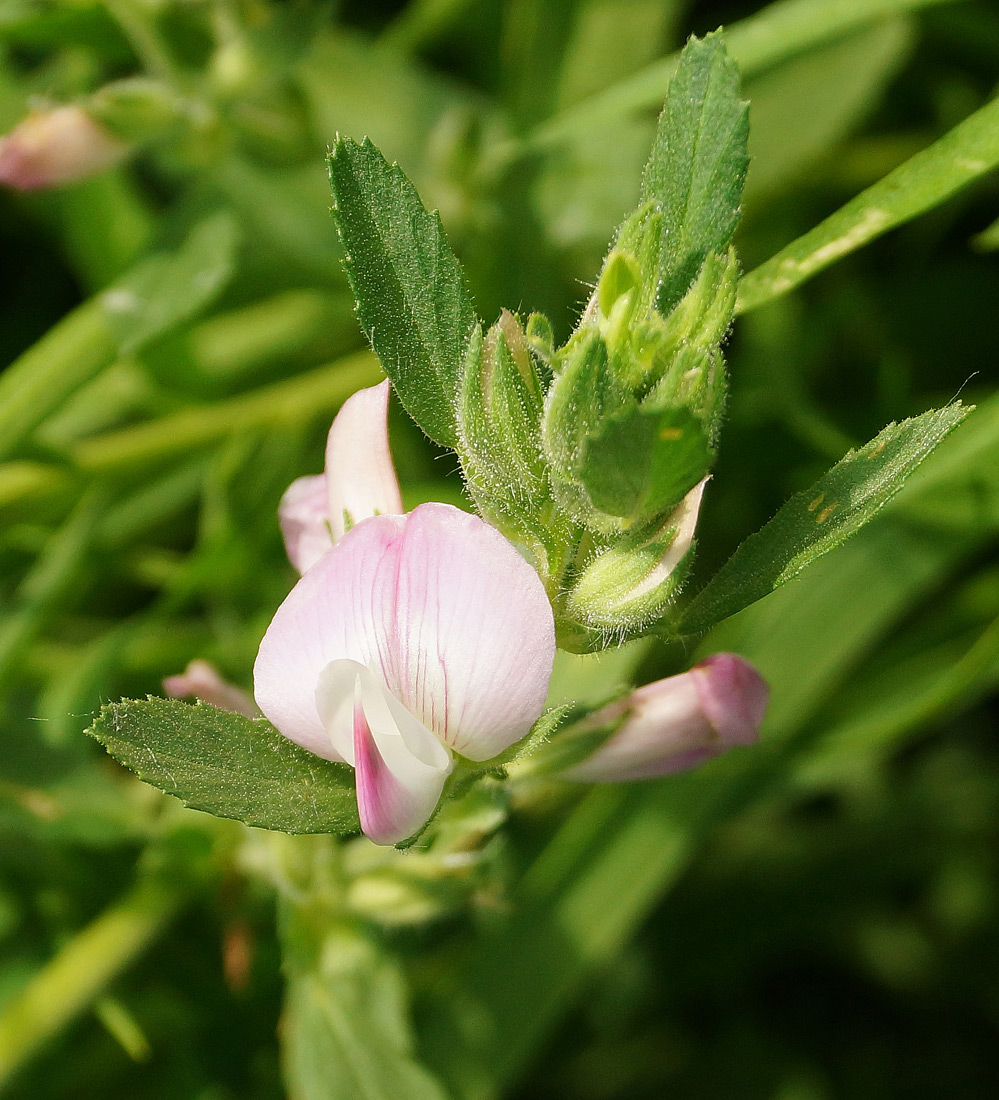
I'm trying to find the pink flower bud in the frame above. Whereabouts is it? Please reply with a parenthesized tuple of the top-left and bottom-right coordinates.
(565, 653, 768, 783)
(0, 106, 126, 191)
(163, 660, 258, 719)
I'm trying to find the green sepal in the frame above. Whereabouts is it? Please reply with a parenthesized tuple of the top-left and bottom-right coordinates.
(567, 480, 704, 634)
(579, 404, 712, 525)
(456, 312, 551, 558)
(542, 328, 630, 528)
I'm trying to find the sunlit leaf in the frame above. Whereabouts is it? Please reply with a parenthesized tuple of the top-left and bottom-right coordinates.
(640, 32, 748, 313)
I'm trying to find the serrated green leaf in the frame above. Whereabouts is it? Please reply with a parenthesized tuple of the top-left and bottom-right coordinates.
(678, 404, 972, 634)
(580, 404, 711, 522)
(640, 32, 748, 314)
(328, 138, 478, 448)
(87, 697, 359, 835)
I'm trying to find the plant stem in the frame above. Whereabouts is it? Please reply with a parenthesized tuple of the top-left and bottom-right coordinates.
(101, 0, 178, 80)
(71, 351, 381, 474)
(0, 301, 117, 464)
(0, 876, 183, 1090)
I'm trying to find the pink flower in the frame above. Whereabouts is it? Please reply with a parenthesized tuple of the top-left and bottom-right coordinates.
(278, 380, 402, 573)
(0, 106, 125, 191)
(163, 660, 258, 719)
(565, 653, 768, 782)
(254, 503, 556, 845)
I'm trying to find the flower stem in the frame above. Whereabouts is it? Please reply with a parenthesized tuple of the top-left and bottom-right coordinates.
(0, 876, 184, 1090)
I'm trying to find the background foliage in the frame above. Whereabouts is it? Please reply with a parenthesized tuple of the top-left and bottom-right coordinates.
(1, 0, 999, 1098)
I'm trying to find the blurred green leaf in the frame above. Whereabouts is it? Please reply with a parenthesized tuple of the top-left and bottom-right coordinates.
(641, 32, 748, 314)
(525, 0, 959, 153)
(679, 404, 972, 634)
(0, 213, 238, 464)
(743, 18, 913, 203)
(284, 925, 449, 1100)
(300, 28, 481, 180)
(87, 698, 360, 835)
(737, 95, 999, 312)
(105, 212, 240, 354)
(328, 137, 478, 447)
(971, 212, 999, 252)
(0, 875, 182, 1092)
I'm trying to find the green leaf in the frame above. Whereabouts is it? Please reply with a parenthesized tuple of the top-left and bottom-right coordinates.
(742, 18, 913, 203)
(523, 0, 960, 154)
(328, 137, 478, 448)
(678, 404, 972, 635)
(736, 93, 999, 312)
(580, 404, 711, 521)
(103, 212, 240, 355)
(640, 32, 748, 314)
(87, 697, 359, 835)
(283, 926, 449, 1100)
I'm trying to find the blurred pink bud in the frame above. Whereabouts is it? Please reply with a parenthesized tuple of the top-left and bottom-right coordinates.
(163, 660, 258, 719)
(565, 653, 768, 783)
(255, 503, 555, 845)
(0, 106, 125, 191)
(278, 380, 403, 573)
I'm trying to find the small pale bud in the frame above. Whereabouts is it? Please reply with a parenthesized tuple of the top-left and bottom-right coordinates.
(0, 106, 125, 191)
(566, 477, 706, 633)
(565, 653, 767, 782)
(163, 660, 258, 718)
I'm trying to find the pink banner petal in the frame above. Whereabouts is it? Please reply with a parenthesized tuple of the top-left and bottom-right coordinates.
(379, 504, 555, 760)
(254, 504, 554, 766)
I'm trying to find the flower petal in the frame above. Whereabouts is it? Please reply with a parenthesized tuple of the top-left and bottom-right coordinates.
(278, 475, 334, 574)
(372, 504, 555, 760)
(691, 653, 769, 746)
(0, 106, 125, 191)
(352, 666, 452, 845)
(325, 379, 403, 542)
(253, 504, 555, 764)
(253, 514, 406, 760)
(313, 657, 451, 844)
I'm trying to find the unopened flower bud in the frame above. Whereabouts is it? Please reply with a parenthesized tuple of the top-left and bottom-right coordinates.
(565, 653, 767, 782)
(457, 311, 548, 549)
(164, 660, 258, 718)
(567, 477, 706, 633)
(0, 106, 125, 191)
